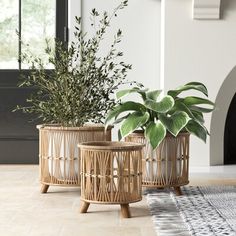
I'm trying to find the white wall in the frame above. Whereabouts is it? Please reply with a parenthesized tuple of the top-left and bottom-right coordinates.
(164, 0, 236, 166)
(68, 0, 82, 41)
(69, 0, 161, 89)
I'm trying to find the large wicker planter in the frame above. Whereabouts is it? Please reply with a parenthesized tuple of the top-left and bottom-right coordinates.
(125, 131, 190, 195)
(37, 124, 112, 193)
(78, 141, 144, 218)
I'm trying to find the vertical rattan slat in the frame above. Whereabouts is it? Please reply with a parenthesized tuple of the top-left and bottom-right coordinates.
(125, 131, 190, 195)
(79, 141, 144, 218)
(37, 124, 112, 193)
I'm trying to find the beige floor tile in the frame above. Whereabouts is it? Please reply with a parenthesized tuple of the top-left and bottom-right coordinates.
(1, 165, 236, 236)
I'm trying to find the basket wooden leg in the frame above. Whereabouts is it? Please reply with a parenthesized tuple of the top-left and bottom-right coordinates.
(120, 204, 131, 218)
(41, 184, 49, 194)
(80, 201, 90, 213)
(174, 186, 182, 196)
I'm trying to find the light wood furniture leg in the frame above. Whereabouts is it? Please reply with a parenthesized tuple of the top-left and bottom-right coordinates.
(120, 204, 131, 218)
(41, 184, 49, 194)
(80, 201, 90, 213)
(174, 186, 182, 196)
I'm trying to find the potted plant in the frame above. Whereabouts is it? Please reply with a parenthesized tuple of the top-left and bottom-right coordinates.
(105, 82, 215, 195)
(15, 1, 131, 193)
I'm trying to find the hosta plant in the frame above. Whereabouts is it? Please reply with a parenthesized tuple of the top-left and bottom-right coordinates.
(15, 1, 130, 127)
(105, 82, 215, 149)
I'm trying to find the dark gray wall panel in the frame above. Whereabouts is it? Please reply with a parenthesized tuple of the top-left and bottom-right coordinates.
(0, 140, 38, 164)
(0, 71, 39, 164)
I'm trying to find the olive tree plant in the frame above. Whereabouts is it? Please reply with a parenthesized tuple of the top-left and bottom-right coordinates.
(15, 1, 131, 127)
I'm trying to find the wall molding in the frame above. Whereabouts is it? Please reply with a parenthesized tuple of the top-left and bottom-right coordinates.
(193, 0, 221, 20)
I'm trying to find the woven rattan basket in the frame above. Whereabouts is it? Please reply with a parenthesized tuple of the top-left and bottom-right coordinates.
(125, 131, 190, 195)
(78, 141, 145, 218)
(37, 124, 112, 193)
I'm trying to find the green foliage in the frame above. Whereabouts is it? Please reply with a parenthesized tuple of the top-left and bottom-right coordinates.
(15, 1, 131, 127)
(120, 111, 150, 138)
(144, 96, 174, 113)
(105, 82, 215, 150)
(145, 121, 166, 149)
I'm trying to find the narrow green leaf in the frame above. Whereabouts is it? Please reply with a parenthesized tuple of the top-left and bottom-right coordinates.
(146, 90, 162, 101)
(145, 121, 166, 150)
(144, 95, 174, 113)
(159, 111, 191, 136)
(120, 112, 150, 139)
(168, 82, 208, 98)
(186, 120, 208, 142)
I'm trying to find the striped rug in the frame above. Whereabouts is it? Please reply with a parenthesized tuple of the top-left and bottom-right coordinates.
(146, 186, 236, 236)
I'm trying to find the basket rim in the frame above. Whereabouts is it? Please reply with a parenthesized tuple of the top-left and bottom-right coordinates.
(78, 141, 145, 150)
(36, 123, 113, 131)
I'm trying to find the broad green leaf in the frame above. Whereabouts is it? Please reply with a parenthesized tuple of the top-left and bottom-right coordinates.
(116, 87, 147, 100)
(145, 121, 166, 150)
(120, 112, 150, 139)
(105, 101, 146, 127)
(170, 100, 204, 124)
(168, 82, 208, 98)
(183, 96, 215, 106)
(185, 82, 208, 96)
(144, 95, 174, 113)
(146, 90, 162, 101)
(112, 114, 130, 125)
(169, 100, 194, 117)
(116, 88, 139, 100)
(186, 120, 208, 142)
(159, 111, 191, 136)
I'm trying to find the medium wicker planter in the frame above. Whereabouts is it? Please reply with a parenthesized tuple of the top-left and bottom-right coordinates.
(78, 141, 144, 218)
(37, 124, 112, 193)
(125, 131, 190, 195)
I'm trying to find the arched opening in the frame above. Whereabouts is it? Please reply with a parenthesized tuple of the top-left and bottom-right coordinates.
(224, 93, 236, 164)
(210, 66, 236, 165)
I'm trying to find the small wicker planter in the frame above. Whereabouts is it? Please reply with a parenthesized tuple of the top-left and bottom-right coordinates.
(125, 131, 190, 195)
(37, 124, 112, 193)
(78, 141, 144, 218)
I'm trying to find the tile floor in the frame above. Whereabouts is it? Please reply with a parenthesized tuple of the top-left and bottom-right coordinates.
(1, 165, 236, 236)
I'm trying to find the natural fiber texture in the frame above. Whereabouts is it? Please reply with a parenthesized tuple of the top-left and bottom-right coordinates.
(38, 125, 112, 187)
(146, 186, 236, 236)
(125, 132, 190, 188)
(79, 141, 144, 204)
